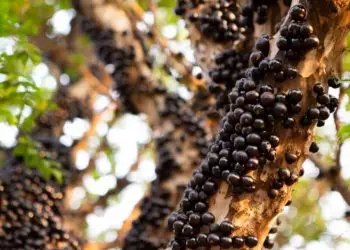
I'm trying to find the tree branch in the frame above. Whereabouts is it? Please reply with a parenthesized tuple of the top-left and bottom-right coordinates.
(73, 1, 216, 249)
(309, 154, 350, 205)
(177, 0, 289, 112)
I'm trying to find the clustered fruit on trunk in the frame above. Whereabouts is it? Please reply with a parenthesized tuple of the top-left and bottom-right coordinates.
(1, 0, 349, 249)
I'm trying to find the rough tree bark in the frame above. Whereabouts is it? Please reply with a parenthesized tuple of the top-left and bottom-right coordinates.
(176, 0, 290, 116)
(2, 0, 350, 249)
(118, 0, 299, 249)
(73, 1, 219, 249)
(164, 0, 350, 249)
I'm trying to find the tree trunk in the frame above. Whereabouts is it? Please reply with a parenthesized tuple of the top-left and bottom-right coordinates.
(73, 1, 218, 248)
(166, 0, 350, 249)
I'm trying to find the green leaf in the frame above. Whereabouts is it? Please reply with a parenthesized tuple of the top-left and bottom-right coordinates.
(57, 0, 72, 9)
(338, 124, 350, 142)
(136, 0, 149, 10)
(51, 169, 63, 183)
(91, 169, 100, 180)
(158, 0, 177, 8)
(343, 53, 350, 72)
(157, 7, 179, 26)
(14, 135, 63, 183)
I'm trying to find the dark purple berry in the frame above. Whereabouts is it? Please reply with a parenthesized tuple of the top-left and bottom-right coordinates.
(313, 83, 324, 94)
(227, 173, 241, 185)
(245, 236, 258, 247)
(319, 106, 330, 120)
(256, 36, 270, 56)
(277, 37, 288, 50)
(285, 152, 298, 164)
(307, 107, 320, 119)
(278, 168, 291, 180)
(232, 236, 244, 248)
(328, 77, 340, 88)
(202, 212, 215, 224)
(264, 236, 274, 249)
(268, 189, 279, 199)
(219, 220, 234, 235)
(290, 5, 306, 21)
(197, 233, 208, 246)
(221, 236, 233, 248)
(207, 233, 220, 246)
(186, 238, 198, 249)
(260, 92, 275, 106)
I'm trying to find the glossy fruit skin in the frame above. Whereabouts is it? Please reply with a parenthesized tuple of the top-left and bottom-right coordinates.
(163, 3, 340, 248)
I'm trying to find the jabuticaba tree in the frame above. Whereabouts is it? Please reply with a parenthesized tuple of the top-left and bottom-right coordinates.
(83, 0, 267, 247)
(175, 0, 251, 111)
(0, 84, 94, 249)
(175, 0, 292, 112)
(0, 161, 81, 250)
(72, 1, 218, 249)
(32, 85, 93, 183)
(166, 1, 350, 249)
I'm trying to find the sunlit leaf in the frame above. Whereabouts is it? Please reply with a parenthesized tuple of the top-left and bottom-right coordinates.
(338, 124, 350, 142)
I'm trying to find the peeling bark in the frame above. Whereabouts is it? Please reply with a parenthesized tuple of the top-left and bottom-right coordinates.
(178, 0, 289, 114)
(166, 0, 350, 249)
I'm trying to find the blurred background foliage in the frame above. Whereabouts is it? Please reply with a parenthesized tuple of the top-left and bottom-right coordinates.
(0, 0, 349, 249)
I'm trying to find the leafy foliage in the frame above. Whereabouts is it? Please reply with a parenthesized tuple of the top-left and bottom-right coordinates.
(0, 0, 349, 247)
(290, 181, 326, 241)
(14, 135, 62, 182)
(338, 124, 350, 142)
(0, 0, 72, 129)
(137, 0, 180, 27)
(0, 0, 72, 180)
